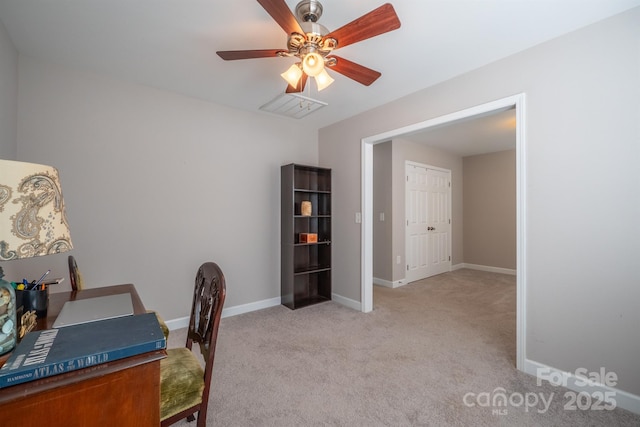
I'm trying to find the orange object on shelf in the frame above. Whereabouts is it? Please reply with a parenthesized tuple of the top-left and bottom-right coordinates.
(299, 233, 318, 243)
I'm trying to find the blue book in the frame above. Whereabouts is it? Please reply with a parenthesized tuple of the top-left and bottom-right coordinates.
(0, 312, 166, 388)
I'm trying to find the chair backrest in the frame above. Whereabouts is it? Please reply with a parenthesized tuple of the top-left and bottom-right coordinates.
(187, 262, 226, 412)
(68, 255, 84, 291)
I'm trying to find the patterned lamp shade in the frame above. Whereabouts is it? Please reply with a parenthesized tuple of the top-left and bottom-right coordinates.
(0, 159, 73, 261)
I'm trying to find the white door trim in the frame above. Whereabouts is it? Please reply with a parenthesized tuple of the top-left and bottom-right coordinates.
(406, 160, 451, 172)
(361, 93, 527, 371)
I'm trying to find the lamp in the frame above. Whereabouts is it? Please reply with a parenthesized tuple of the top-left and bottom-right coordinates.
(315, 68, 334, 91)
(281, 52, 334, 92)
(281, 63, 303, 88)
(0, 159, 73, 355)
(302, 52, 324, 77)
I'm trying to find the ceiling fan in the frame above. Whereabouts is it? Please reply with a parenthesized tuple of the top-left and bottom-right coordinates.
(216, 0, 401, 93)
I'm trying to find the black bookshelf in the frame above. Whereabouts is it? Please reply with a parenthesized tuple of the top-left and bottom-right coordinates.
(281, 164, 332, 309)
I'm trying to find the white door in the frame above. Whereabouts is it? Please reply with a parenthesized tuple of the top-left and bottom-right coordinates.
(405, 163, 451, 282)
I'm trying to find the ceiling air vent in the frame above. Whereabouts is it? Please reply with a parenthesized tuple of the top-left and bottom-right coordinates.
(259, 93, 327, 119)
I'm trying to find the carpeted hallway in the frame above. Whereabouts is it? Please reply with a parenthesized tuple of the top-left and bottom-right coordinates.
(169, 269, 640, 426)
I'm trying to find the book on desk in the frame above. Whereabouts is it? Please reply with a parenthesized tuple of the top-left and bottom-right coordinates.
(0, 312, 166, 388)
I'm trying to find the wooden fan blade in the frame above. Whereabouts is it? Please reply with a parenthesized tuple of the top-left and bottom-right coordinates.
(216, 49, 283, 60)
(257, 0, 304, 35)
(325, 3, 401, 50)
(285, 73, 308, 93)
(327, 55, 381, 86)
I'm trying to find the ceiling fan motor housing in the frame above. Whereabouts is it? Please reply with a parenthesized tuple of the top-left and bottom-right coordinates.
(295, 0, 323, 23)
(288, 1, 335, 58)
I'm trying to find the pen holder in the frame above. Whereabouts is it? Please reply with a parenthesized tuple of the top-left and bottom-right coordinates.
(16, 287, 49, 318)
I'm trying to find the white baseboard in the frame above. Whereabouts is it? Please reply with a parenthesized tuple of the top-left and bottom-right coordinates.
(331, 293, 361, 311)
(524, 358, 640, 415)
(165, 316, 189, 331)
(222, 296, 282, 318)
(374, 266, 515, 288)
(453, 263, 516, 276)
(166, 293, 362, 331)
(164, 296, 282, 331)
(373, 277, 407, 288)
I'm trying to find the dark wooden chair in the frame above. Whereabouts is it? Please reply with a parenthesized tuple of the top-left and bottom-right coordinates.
(67, 255, 170, 340)
(159, 262, 226, 427)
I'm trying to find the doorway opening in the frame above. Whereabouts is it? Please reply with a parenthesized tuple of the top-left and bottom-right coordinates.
(361, 94, 527, 370)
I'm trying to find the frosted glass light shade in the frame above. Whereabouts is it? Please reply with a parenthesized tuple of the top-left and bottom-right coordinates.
(281, 63, 303, 88)
(315, 68, 334, 91)
(0, 159, 73, 261)
(302, 52, 324, 77)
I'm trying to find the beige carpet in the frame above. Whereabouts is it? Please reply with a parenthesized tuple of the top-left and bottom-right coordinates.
(168, 269, 640, 426)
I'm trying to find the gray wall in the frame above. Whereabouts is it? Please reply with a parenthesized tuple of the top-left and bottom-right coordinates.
(463, 150, 516, 269)
(4, 55, 318, 320)
(372, 141, 392, 281)
(0, 18, 17, 159)
(319, 8, 640, 396)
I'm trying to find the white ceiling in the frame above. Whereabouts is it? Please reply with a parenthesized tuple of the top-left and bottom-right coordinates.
(1, 0, 639, 132)
(402, 107, 516, 157)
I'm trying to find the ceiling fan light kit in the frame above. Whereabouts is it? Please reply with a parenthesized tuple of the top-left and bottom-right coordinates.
(216, 0, 401, 98)
(315, 68, 334, 91)
(302, 52, 324, 77)
(281, 63, 303, 87)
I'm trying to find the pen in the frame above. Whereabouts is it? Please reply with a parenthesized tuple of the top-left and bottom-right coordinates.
(34, 269, 51, 287)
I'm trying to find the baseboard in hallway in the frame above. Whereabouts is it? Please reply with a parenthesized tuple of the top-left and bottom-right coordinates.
(452, 262, 516, 275)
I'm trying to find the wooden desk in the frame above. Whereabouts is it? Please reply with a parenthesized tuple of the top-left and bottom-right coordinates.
(0, 284, 166, 427)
